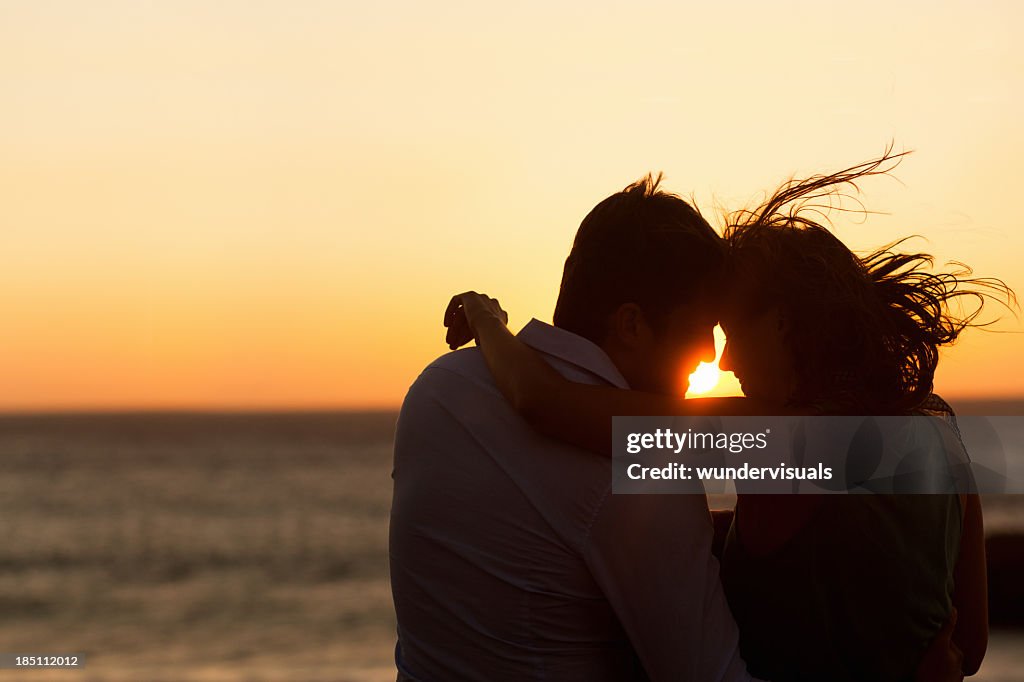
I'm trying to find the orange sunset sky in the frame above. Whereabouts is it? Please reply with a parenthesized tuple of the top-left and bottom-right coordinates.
(2, 1, 1022, 410)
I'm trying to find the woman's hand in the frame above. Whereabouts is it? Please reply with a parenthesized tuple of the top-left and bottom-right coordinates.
(444, 292, 509, 350)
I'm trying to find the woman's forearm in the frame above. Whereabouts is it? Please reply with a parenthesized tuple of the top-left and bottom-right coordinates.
(470, 316, 639, 452)
(472, 316, 563, 417)
(471, 316, 782, 453)
(457, 297, 784, 456)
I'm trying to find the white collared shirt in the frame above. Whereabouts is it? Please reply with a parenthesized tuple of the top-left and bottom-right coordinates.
(389, 319, 754, 681)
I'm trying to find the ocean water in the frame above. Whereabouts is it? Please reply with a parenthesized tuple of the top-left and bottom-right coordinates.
(0, 408, 1020, 681)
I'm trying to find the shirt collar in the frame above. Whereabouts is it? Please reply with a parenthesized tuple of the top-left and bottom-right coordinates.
(516, 318, 630, 390)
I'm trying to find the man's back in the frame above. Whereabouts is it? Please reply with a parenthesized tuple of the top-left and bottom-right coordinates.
(389, 320, 750, 682)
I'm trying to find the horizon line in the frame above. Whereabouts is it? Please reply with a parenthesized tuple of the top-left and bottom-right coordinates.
(3, 394, 1024, 416)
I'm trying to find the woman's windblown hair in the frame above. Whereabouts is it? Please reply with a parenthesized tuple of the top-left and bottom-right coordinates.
(723, 146, 1017, 412)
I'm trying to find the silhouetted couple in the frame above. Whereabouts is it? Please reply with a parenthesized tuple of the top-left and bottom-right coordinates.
(390, 150, 1005, 681)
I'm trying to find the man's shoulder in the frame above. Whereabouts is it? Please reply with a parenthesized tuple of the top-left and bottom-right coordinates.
(398, 348, 501, 416)
(425, 347, 488, 375)
(409, 348, 496, 394)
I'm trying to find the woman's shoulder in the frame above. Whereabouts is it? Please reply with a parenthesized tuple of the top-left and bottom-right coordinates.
(914, 393, 956, 418)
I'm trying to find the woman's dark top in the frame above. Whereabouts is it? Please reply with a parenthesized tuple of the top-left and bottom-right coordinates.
(722, 495, 960, 681)
(720, 401, 964, 681)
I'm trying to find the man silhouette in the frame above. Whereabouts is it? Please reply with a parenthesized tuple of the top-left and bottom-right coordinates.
(388, 175, 754, 681)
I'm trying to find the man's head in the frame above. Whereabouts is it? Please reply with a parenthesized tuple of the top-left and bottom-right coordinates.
(553, 174, 725, 394)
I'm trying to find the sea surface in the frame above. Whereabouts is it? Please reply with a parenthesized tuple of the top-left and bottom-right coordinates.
(0, 406, 1021, 681)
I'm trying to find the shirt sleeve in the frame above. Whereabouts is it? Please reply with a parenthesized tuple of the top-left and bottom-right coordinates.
(582, 488, 758, 682)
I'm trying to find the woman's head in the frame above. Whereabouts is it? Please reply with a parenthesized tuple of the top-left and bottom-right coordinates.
(720, 150, 1016, 412)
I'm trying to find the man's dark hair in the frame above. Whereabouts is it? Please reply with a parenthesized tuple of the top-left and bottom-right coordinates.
(553, 173, 726, 345)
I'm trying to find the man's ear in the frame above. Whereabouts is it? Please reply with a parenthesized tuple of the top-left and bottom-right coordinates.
(608, 303, 651, 349)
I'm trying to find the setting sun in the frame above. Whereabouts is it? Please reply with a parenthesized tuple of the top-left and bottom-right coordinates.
(685, 325, 743, 398)
(687, 362, 721, 395)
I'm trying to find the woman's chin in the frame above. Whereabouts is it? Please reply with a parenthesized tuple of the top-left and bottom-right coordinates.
(738, 380, 758, 399)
